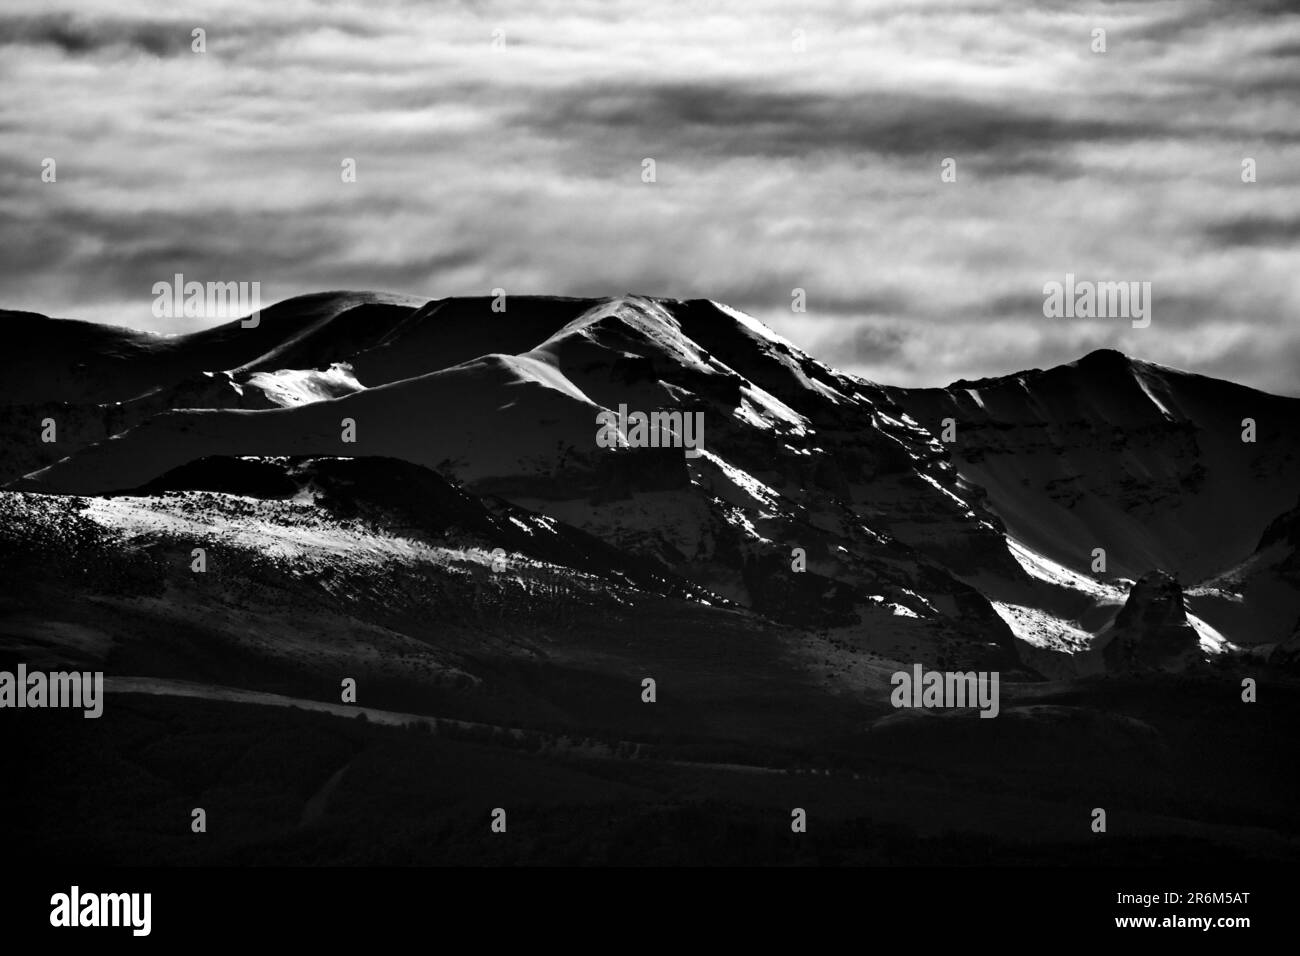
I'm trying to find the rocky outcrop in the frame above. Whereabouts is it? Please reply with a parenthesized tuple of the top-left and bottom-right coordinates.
(1103, 570, 1202, 671)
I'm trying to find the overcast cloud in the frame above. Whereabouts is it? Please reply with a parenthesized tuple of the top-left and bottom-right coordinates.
(2, 0, 1298, 394)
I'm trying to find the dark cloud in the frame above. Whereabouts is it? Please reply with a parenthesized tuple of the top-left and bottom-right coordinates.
(1203, 215, 1300, 247)
(984, 292, 1049, 320)
(0, 13, 195, 57)
(1126, 0, 1300, 42)
(1263, 39, 1300, 57)
(0, 10, 384, 60)
(516, 82, 1152, 165)
(839, 322, 910, 365)
(962, 152, 1091, 180)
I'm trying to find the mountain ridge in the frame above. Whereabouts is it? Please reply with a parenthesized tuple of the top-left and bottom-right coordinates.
(3, 290, 1297, 676)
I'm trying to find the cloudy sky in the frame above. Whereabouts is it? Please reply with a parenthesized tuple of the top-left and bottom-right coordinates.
(3, 0, 1298, 394)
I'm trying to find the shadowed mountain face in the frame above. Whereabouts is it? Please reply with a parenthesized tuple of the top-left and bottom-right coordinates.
(886, 350, 1300, 584)
(4, 290, 1300, 867)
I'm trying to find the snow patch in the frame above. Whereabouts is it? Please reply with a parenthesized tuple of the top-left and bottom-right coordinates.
(698, 450, 782, 509)
(1133, 369, 1176, 421)
(868, 595, 919, 617)
(917, 472, 970, 511)
(736, 386, 810, 434)
(1188, 612, 1235, 655)
(992, 601, 1094, 652)
(247, 363, 364, 407)
(1006, 536, 1120, 598)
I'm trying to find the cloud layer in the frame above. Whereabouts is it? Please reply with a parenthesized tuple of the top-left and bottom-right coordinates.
(2, 0, 1298, 394)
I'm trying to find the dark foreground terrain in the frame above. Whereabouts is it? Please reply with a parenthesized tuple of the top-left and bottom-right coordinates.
(8, 673, 1298, 865)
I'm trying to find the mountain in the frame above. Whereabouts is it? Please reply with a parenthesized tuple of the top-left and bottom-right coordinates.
(4, 293, 1033, 675)
(0, 293, 423, 487)
(5, 293, 1297, 677)
(5, 290, 1300, 867)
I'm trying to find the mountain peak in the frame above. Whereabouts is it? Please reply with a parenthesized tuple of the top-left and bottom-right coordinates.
(1074, 347, 1134, 368)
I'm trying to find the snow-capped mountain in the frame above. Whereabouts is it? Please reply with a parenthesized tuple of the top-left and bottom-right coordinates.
(3, 292, 1297, 682)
